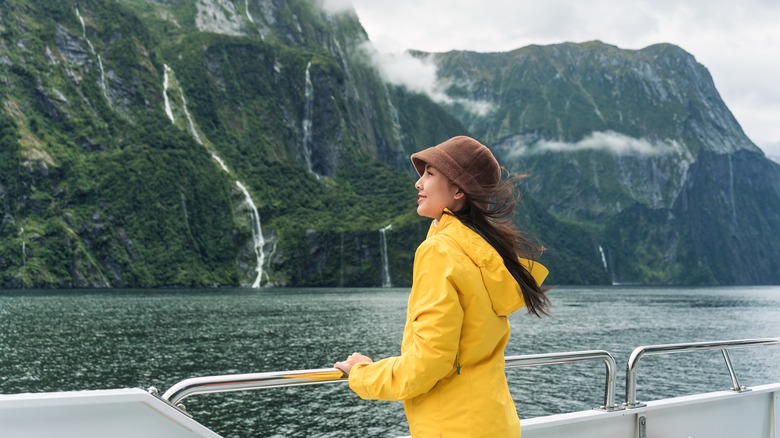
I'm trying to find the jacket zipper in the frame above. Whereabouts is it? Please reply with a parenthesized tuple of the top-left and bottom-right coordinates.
(456, 350, 461, 375)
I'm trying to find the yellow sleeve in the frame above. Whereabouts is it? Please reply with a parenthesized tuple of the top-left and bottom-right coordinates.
(348, 239, 464, 401)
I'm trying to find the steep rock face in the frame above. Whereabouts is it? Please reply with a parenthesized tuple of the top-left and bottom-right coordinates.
(1, 1, 240, 287)
(0, 0, 458, 288)
(430, 42, 780, 284)
(669, 151, 780, 284)
(597, 150, 780, 285)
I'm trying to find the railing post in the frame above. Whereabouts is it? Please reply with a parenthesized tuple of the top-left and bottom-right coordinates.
(721, 349, 748, 392)
(625, 348, 645, 408)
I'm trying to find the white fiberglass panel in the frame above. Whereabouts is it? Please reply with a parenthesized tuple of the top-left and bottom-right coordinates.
(0, 388, 221, 438)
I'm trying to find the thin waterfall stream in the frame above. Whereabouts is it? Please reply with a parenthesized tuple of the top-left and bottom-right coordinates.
(163, 65, 175, 123)
(75, 7, 109, 105)
(380, 224, 392, 287)
(161, 64, 269, 287)
(236, 182, 267, 288)
(302, 62, 319, 179)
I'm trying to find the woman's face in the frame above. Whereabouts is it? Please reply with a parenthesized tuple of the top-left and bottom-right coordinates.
(415, 165, 464, 220)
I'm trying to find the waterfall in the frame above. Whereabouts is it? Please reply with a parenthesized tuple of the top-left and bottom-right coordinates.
(599, 245, 619, 285)
(163, 65, 175, 123)
(330, 37, 358, 97)
(236, 181, 266, 288)
(75, 7, 95, 54)
(178, 86, 202, 144)
(163, 65, 269, 286)
(75, 7, 108, 104)
(380, 224, 392, 288)
(97, 55, 108, 102)
(245, 0, 255, 23)
(302, 62, 319, 178)
(598, 245, 608, 273)
(386, 93, 403, 145)
(20, 227, 26, 268)
(728, 154, 737, 223)
(227, 170, 269, 287)
(212, 154, 230, 173)
(339, 233, 345, 287)
(162, 64, 200, 143)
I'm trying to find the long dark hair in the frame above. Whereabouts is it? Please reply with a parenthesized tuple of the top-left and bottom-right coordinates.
(448, 171, 551, 317)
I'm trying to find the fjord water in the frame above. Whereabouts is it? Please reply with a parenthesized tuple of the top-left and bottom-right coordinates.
(1, 286, 779, 437)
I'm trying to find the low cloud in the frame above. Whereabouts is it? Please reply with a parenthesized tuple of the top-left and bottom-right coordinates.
(759, 140, 780, 163)
(359, 42, 443, 98)
(319, 0, 354, 15)
(358, 42, 493, 116)
(452, 98, 493, 117)
(318, 2, 493, 116)
(510, 131, 685, 156)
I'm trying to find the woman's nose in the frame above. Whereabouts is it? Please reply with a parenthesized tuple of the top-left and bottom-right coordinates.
(414, 177, 422, 190)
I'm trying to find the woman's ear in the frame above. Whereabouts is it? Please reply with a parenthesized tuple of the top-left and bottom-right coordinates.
(453, 187, 465, 200)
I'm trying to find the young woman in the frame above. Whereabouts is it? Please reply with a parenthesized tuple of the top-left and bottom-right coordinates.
(335, 136, 550, 437)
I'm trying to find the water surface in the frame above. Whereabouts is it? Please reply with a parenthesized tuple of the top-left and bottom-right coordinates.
(1, 286, 779, 437)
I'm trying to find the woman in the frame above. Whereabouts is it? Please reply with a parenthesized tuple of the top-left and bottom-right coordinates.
(335, 136, 550, 437)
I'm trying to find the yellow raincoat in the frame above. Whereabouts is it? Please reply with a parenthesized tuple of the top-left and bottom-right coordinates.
(348, 212, 548, 437)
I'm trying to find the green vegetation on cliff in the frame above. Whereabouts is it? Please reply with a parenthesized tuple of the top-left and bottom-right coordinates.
(2, 1, 778, 288)
(0, 0, 448, 288)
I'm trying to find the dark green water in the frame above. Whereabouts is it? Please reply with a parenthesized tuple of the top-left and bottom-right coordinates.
(1, 286, 779, 437)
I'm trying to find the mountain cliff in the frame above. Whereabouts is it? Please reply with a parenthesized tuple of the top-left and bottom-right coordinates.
(429, 42, 780, 284)
(0, 0, 457, 287)
(1, 0, 778, 287)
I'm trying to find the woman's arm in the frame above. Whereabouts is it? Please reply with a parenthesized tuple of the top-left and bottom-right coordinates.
(345, 241, 464, 401)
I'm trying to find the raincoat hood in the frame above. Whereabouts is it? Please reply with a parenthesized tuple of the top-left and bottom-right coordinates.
(429, 211, 548, 316)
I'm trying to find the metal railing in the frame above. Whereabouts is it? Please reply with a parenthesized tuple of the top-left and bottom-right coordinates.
(161, 368, 346, 407)
(506, 350, 619, 411)
(160, 350, 618, 410)
(159, 338, 779, 414)
(624, 337, 780, 408)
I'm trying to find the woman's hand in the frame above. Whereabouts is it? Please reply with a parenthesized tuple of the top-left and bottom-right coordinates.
(334, 352, 373, 376)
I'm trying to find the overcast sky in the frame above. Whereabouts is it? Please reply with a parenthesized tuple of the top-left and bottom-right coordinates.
(333, 0, 780, 157)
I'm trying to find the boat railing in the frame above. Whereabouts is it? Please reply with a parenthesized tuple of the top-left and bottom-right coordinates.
(159, 368, 347, 410)
(159, 350, 619, 411)
(505, 350, 619, 411)
(159, 338, 779, 415)
(624, 337, 780, 408)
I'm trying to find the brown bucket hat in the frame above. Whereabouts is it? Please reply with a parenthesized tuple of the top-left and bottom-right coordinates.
(411, 136, 501, 194)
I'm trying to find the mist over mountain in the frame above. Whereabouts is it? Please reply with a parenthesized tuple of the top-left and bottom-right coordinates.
(761, 141, 780, 164)
(1, 0, 778, 288)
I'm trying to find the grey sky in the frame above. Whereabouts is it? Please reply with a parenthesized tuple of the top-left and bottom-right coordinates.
(335, 0, 780, 157)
